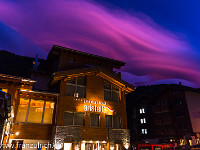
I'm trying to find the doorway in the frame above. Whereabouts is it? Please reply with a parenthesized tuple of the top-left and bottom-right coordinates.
(64, 143, 73, 150)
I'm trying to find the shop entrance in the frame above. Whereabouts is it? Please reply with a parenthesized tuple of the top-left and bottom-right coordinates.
(64, 143, 73, 150)
(81, 142, 107, 150)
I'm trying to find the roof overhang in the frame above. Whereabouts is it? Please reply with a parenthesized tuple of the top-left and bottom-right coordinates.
(48, 45, 126, 68)
(0, 74, 36, 84)
(51, 67, 135, 93)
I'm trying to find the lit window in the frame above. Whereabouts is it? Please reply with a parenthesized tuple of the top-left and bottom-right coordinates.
(63, 112, 85, 126)
(104, 81, 120, 102)
(139, 108, 145, 114)
(140, 118, 146, 124)
(105, 115, 121, 128)
(43, 102, 55, 124)
(66, 76, 86, 98)
(142, 129, 147, 134)
(16, 98, 29, 122)
(16, 98, 55, 124)
(27, 100, 44, 123)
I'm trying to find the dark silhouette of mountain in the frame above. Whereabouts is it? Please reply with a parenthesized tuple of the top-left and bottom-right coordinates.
(0, 50, 47, 78)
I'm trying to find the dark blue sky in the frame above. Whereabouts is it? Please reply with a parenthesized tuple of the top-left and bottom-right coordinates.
(0, 0, 200, 87)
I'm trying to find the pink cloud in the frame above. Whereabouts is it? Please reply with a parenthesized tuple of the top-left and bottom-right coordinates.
(0, 0, 200, 86)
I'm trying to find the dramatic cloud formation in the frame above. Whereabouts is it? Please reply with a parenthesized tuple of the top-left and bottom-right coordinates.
(0, 0, 199, 87)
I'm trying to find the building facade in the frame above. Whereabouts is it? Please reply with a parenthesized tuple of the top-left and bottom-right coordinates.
(127, 84, 200, 146)
(0, 74, 57, 150)
(0, 45, 135, 150)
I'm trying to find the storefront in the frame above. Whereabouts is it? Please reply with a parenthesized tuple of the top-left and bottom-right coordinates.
(53, 69, 134, 150)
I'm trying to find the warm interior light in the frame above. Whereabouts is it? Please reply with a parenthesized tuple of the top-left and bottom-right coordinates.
(124, 143, 129, 149)
(64, 143, 72, 150)
(90, 141, 92, 143)
(15, 132, 19, 136)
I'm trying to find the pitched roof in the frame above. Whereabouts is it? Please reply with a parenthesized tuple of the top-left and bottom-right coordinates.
(51, 67, 135, 93)
(48, 45, 126, 67)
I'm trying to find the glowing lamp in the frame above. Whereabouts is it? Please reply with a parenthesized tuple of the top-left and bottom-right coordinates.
(15, 132, 19, 136)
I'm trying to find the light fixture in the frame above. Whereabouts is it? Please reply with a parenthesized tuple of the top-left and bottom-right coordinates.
(124, 143, 129, 149)
(110, 146, 114, 150)
(15, 132, 19, 136)
(55, 142, 62, 150)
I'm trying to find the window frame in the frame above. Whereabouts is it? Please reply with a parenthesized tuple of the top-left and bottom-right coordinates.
(141, 128, 147, 134)
(139, 108, 145, 114)
(104, 81, 120, 102)
(63, 111, 85, 126)
(105, 115, 121, 128)
(140, 118, 146, 124)
(90, 113, 100, 127)
(66, 77, 86, 98)
(15, 98, 55, 124)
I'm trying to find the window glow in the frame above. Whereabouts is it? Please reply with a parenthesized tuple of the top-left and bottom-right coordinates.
(27, 100, 44, 123)
(141, 129, 147, 134)
(43, 102, 55, 124)
(140, 118, 146, 124)
(139, 108, 145, 114)
(16, 98, 29, 122)
(64, 143, 72, 150)
(16, 98, 55, 124)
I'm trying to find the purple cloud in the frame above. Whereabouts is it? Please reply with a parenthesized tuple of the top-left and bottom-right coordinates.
(0, 0, 199, 87)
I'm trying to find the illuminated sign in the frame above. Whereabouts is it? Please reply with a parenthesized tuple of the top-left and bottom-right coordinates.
(84, 104, 106, 113)
(74, 98, 114, 114)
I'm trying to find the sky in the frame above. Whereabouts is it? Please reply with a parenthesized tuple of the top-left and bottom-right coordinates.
(0, 0, 200, 88)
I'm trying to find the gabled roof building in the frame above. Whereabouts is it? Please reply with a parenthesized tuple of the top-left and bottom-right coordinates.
(0, 46, 135, 150)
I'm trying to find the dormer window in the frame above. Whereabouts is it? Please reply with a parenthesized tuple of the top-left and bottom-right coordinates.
(104, 81, 120, 102)
(66, 76, 86, 98)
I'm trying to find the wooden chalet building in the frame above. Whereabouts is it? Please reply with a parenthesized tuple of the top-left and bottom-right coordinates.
(0, 45, 135, 150)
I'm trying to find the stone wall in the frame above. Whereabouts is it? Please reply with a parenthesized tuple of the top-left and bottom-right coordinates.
(109, 129, 130, 149)
(54, 126, 81, 150)
(54, 127, 130, 150)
